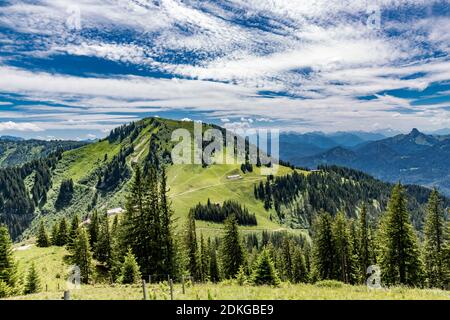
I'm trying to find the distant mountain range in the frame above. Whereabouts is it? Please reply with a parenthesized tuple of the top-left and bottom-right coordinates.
(281, 129, 450, 195)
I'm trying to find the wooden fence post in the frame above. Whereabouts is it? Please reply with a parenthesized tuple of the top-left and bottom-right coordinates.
(169, 279, 174, 300)
(142, 280, 148, 300)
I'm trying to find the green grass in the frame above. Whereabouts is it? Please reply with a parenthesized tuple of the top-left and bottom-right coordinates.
(8, 281, 450, 300)
(14, 245, 69, 291)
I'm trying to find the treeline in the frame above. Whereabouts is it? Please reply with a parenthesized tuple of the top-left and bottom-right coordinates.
(107, 121, 146, 144)
(0, 150, 63, 239)
(190, 199, 257, 226)
(96, 146, 133, 192)
(254, 165, 448, 229)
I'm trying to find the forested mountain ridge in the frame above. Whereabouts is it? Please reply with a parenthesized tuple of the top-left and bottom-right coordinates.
(291, 129, 450, 195)
(0, 139, 88, 168)
(253, 165, 450, 231)
(0, 117, 447, 242)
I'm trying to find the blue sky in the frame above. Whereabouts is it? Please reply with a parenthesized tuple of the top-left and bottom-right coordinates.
(0, 0, 450, 140)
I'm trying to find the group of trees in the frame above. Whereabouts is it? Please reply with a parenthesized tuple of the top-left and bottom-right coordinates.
(96, 146, 134, 192)
(0, 226, 42, 297)
(0, 150, 64, 239)
(55, 179, 74, 209)
(311, 184, 449, 289)
(254, 166, 449, 230)
(190, 199, 257, 226)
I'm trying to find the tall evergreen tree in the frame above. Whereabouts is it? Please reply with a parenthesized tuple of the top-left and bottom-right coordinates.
(0, 226, 17, 295)
(36, 221, 50, 247)
(184, 211, 200, 280)
(51, 222, 59, 246)
(292, 246, 308, 283)
(67, 214, 80, 250)
(159, 166, 176, 276)
(377, 183, 424, 286)
(423, 189, 449, 289)
(220, 215, 246, 279)
(56, 217, 68, 246)
(88, 210, 100, 248)
(199, 234, 209, 282)
(71, 227, 94, 284)
(332, 211, 357, 284)
(24, 262, 41, 294)
(358, 204, 371, 281)
(208, 238, 220, 283)
(311, 211, 336, 281)
(95, 212, 113, 268)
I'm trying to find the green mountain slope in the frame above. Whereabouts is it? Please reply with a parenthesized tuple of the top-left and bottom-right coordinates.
(1, 117, 446, 241)
(0, 139, 88, 168)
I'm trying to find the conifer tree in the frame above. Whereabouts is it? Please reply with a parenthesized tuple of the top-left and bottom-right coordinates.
(199, 234, 209, 282)
(280, 239, 293, 281)
(24, 262, 41, 294)
(332, 211, 357, 284)
(36, 221, 50, 247)
(120, 249, 141, 284)
(0, 226, 17, 296)
(159, 166, 176, 276)
(311, 211, 336, 281)
(251, 248, 280, 286)
(88, 210, 100, 248)
(208, 238, 220, 283)
(377, 183, 424, 286)
(95, 212, 113, 268)
(67, 214, 80, 250)
(56, 217, 68, 246)
(71, 227, 94, 284)
(358, 204, 371, 281)
(220, 215, 246, 279)
(423, 189, 449, 289)
(292, 246, 308, 283)
(184, 211, 200, 279)
(51, 222, 59, 246)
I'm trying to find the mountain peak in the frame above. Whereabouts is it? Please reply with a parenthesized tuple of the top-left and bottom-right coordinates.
(410, 128, 421, 136)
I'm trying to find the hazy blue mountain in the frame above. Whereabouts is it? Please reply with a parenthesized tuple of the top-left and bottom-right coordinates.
(292, 129, 450, 195)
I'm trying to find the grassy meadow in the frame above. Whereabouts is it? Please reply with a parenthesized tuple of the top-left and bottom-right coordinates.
(8, 245, 450, 301)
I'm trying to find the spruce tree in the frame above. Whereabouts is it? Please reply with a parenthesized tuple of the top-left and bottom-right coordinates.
(220, 215, 246, 279)
(251, 248, 280, 286)
(311, 211, 336, 281)
(208, 238, 220, 283)
(184, 211, 200, 279)
(95, 212, 113, 268)
(199, 234, 209, 282)
(423, 189, 449, 289)
(159, 167, 176, 277)
(88, 210, 100, 248)
(377, 183, 424, 286)
(67, 214, 80, 249)
(0, 226, 17, 295)
(292, 246, 308, 283)
(56, 217, 68, 246)
(280, 239, 293, 281)
(358, 204, 371, 281)
(24, 262, 41, 294)
(120, 249, 141, 284)
(36, 221, 50, 247)
(332, 211, 357, 284)
(71, 227, 94, 284)
(51, 222, 59, 246)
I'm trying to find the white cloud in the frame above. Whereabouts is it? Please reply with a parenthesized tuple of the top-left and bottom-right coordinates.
(0, 121, 44, 132)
